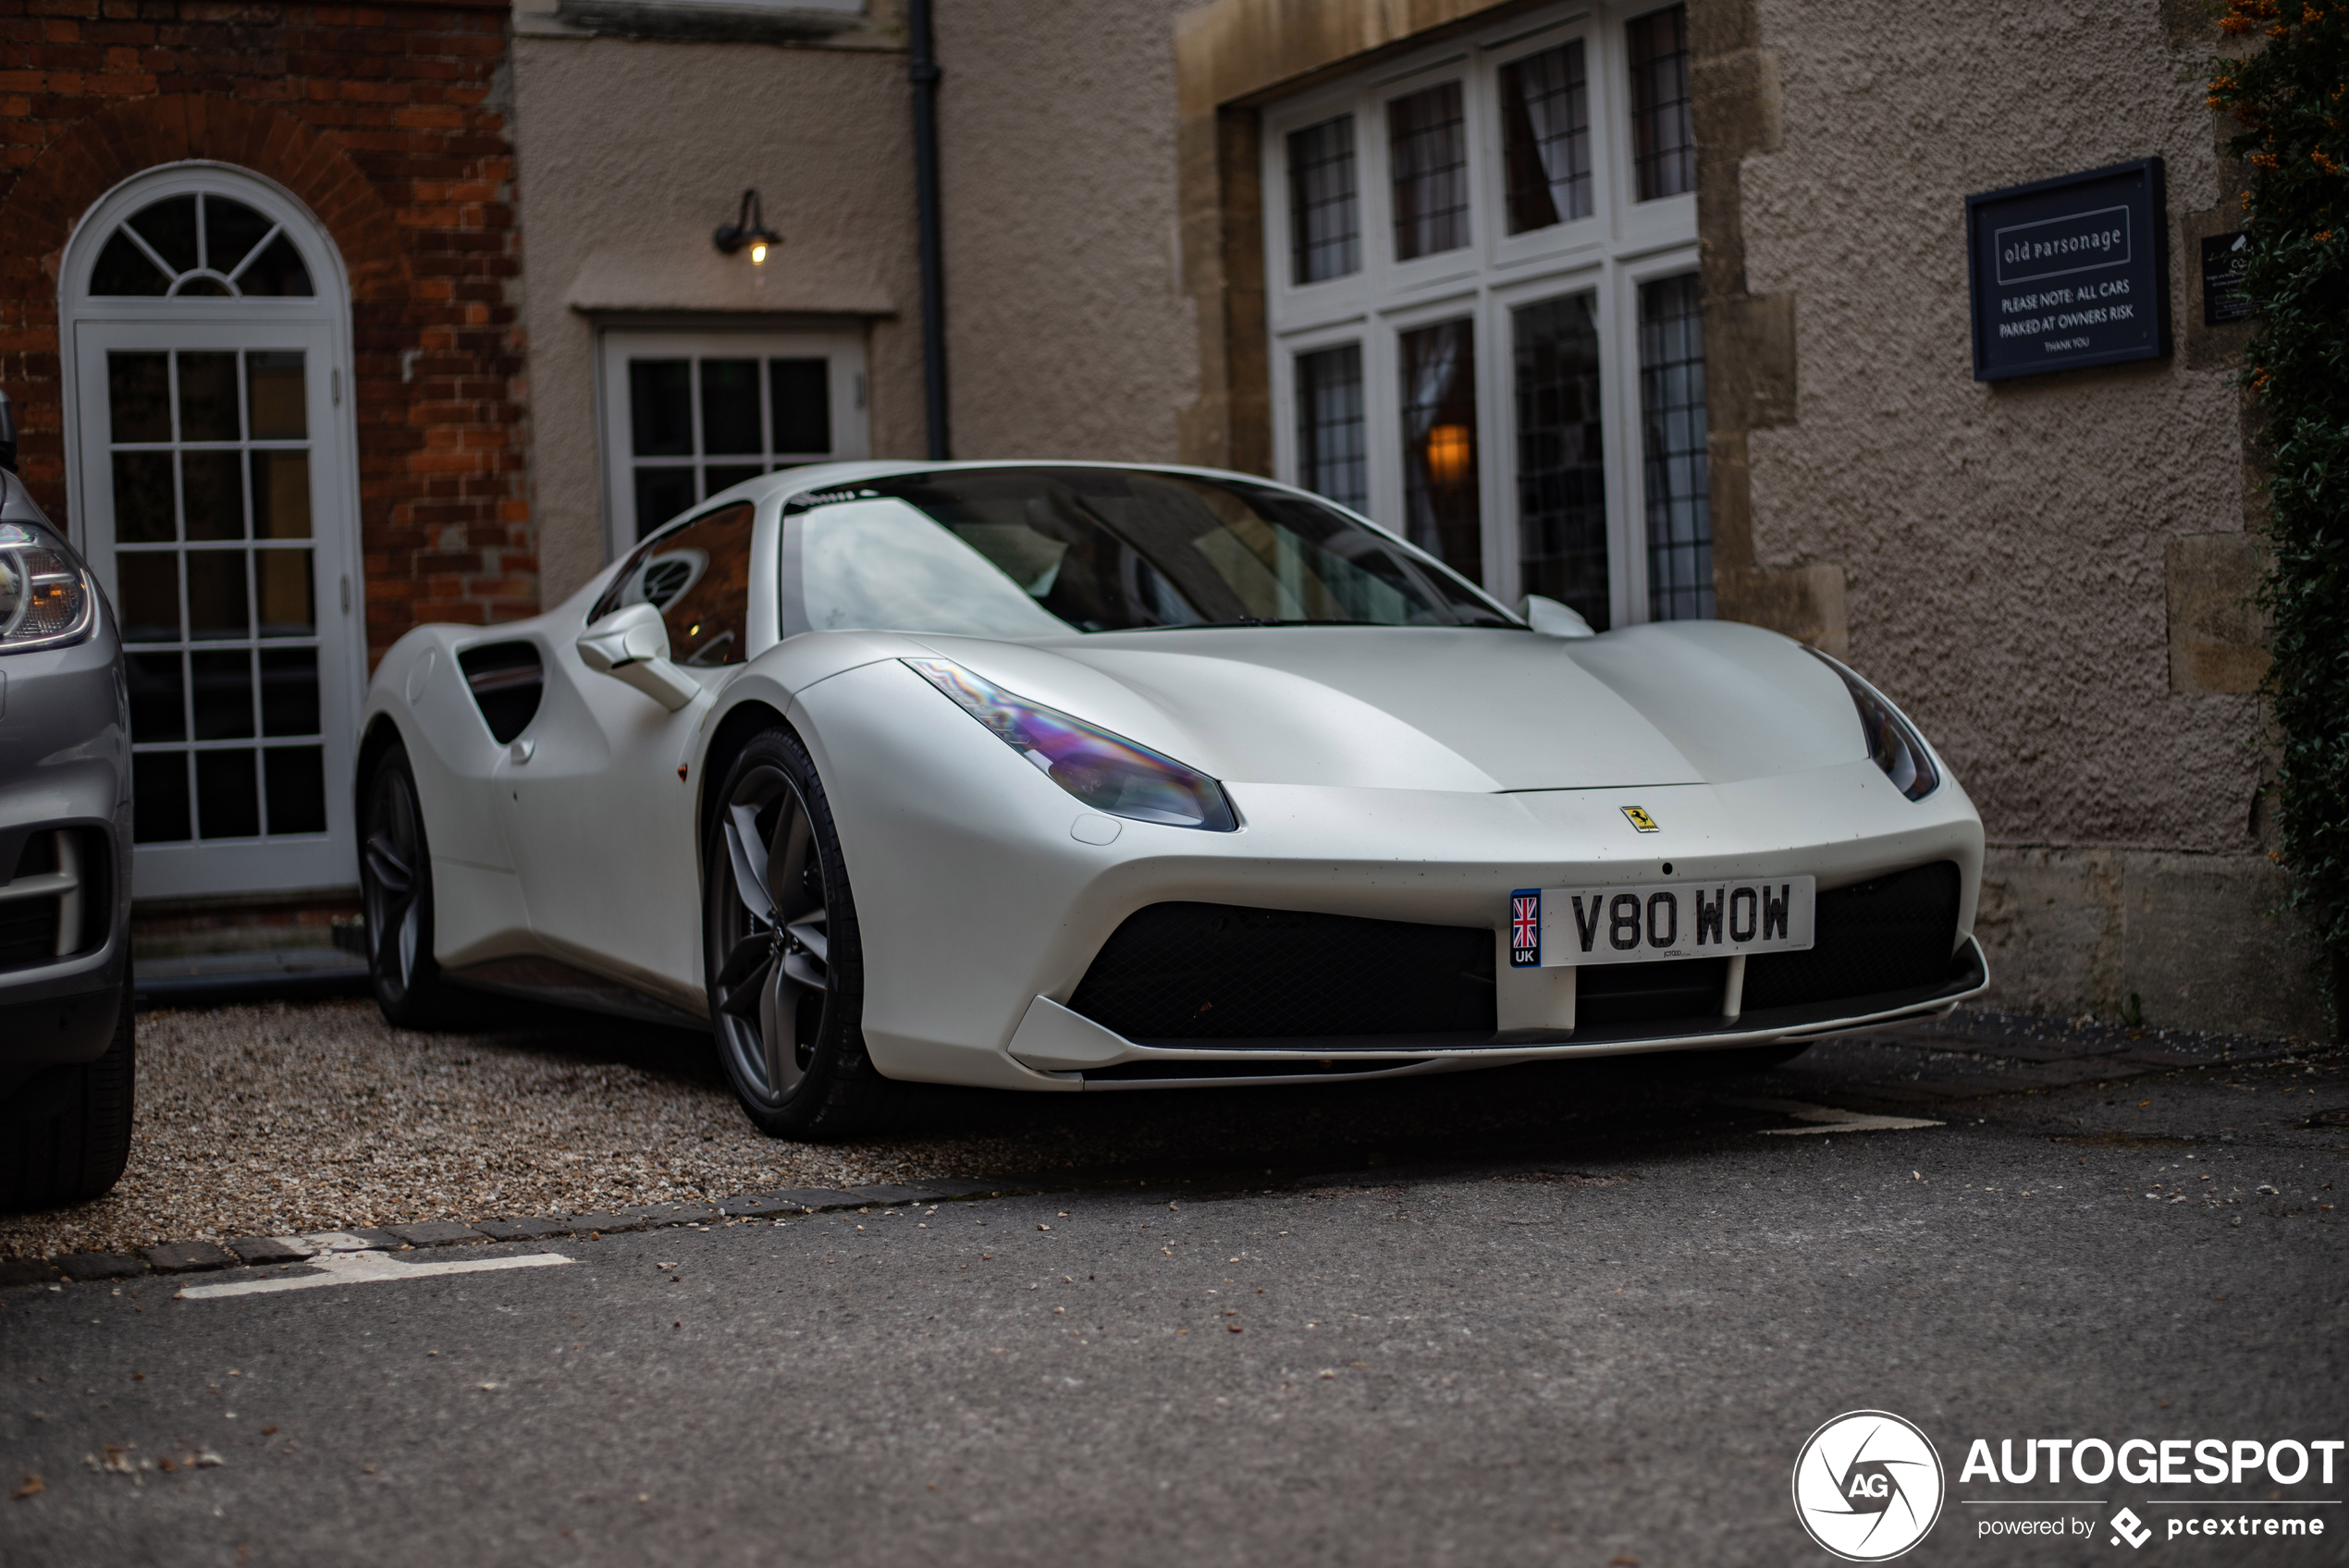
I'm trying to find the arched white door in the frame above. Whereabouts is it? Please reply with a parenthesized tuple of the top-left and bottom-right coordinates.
(62, 164, 364, 900)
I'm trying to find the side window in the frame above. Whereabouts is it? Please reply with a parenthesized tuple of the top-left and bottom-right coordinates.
(590, 502, 755, 667)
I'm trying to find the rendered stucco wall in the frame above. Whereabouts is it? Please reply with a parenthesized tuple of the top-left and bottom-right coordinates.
(931, 0, 1200, 463)
(1728, 2, 2322, 1033)
(511, 32, 924, 602)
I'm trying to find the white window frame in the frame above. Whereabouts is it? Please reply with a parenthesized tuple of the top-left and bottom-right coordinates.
(1262, 1, 1700, 629)
(595, 326, 868, 559)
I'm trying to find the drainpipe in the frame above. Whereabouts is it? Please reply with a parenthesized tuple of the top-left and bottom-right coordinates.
(908, 0, 950, 460)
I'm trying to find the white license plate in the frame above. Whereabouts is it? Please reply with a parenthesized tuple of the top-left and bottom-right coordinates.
(1507, 877, 1815, 968)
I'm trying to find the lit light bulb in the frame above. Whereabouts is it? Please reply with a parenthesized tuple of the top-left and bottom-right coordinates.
(749, 240, 769, 266)
(1424, 423, 1472, 485)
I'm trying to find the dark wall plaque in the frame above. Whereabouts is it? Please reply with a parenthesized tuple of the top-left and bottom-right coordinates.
(2201, 231, 2253, 325)
(1966, 158, 2171, 382)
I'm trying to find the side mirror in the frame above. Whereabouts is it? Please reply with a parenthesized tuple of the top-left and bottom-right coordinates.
(576, 602, 701, 712)
(1521, 594, 1596, 639)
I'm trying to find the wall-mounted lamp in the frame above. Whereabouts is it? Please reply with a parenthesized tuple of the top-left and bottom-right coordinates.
(713, 189, 782, 266)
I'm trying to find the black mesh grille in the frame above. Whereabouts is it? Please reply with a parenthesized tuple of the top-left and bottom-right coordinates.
(0, 831, 71, 971)
(1064, 865, 1964, 1052)
(1577, 955, 1729, 1031)
(0, 901, 57, 970)
(1742, 861, 1962, 1012)
(1067, 902, 1494, 1042)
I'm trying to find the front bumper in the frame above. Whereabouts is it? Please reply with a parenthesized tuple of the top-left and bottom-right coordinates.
(792, 660, 1986, 1094)
(0, 613, 132, 1085)
(1004, 935, 1986, 1087)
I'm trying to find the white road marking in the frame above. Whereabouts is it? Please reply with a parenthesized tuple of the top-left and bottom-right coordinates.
(1730, 1097, 1944, 1135)
(178, 1247, 572, 1300)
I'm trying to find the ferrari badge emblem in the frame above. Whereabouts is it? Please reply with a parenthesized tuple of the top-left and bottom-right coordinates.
(1620, 805, 1660, 833)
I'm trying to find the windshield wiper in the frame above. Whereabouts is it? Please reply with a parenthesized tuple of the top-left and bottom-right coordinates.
(1119, 618, 1358, 631)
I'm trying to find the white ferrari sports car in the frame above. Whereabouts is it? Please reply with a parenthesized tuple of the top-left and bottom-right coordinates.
(358, 461, 1986, 1135)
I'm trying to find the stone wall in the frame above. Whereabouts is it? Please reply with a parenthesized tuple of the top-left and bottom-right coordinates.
(508, 14, 921, 602)
(931, 0, 1200, 468)
(1693, 0, 2322, 1035)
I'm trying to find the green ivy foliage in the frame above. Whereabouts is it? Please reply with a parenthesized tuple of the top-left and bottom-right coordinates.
(2208, 2, 2349, 1017)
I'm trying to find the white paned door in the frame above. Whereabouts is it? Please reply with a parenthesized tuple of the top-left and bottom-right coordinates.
(63, 167, 363, 900)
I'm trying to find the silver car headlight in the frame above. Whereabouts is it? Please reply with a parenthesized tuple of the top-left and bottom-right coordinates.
(0, 529, 95, 654)
(1808, 647, 1940, 802)
(904, 657, 1237, 831)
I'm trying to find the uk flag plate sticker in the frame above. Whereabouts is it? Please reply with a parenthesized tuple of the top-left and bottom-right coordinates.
(1509, 888, 1542, 967)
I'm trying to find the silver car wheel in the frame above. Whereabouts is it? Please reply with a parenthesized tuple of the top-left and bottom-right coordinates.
(708, 762, 831, 1108)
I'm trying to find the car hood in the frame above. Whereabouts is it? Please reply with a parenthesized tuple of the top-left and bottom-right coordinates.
(901, 619, 1872, 792)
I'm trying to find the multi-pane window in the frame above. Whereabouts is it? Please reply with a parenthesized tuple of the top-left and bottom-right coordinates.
(1513, 294, 1610, 628)
(625, 356, 831, 541)
(1628, 6, 1695, 202)
(1638, 274, 1710, 619)
(1388, 81, 1470, 261)
(1287, 116, 1360, 284)
(88, 191, 314, 300)
(1398, 320, 1481, 580)
(601, 330, 868, 552)
(109, 349, 326, 844)
(1267, 4, 1703, 629)
(1500, 42, 1593, 233)
(1295, 345, 1368, 510)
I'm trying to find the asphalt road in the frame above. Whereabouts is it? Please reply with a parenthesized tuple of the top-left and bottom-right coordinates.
(3, 1042, 2344, 1568)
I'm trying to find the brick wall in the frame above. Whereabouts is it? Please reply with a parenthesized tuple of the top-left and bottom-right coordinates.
(0, 0, 534, 661)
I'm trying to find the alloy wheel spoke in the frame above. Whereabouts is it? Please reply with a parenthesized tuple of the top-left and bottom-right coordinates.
(758, 952, 791, 1090)
(364, 833, 412, 896)
(719, 951, 776, 1022)
(374, 891, 412, 969)
(784, 910, 828, 966)
(768, 803, 814, 925)
(715, 931, 773, 994)
(395, 896, 419, 989)
(724, 803, 777, 924)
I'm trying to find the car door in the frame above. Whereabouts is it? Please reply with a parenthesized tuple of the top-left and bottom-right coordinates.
(493, 501, 756, 1003)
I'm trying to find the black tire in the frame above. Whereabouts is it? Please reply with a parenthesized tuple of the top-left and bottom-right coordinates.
(0, 970, 134, 1210)
(361, 741, 458, 1029)
(703, 727, 900, 1138)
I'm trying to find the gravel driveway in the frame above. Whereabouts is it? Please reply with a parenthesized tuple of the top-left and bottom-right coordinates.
(0, 998, 1678, 1262)
(0, 996, 2323, 1264)
(0, 1000, 997, 1263)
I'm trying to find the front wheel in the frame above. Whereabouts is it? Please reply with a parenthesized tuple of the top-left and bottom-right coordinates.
(703, 728, 898, 1138)
(0, 970, 134, 1211)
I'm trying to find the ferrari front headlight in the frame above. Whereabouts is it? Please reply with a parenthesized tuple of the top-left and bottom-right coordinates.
(0, 535, 95, 654)
(904, 657, 1237, 831)
(1809, 648, 1940, 802)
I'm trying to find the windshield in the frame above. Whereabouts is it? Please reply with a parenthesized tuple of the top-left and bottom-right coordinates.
(780, 466, 1516, 637)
